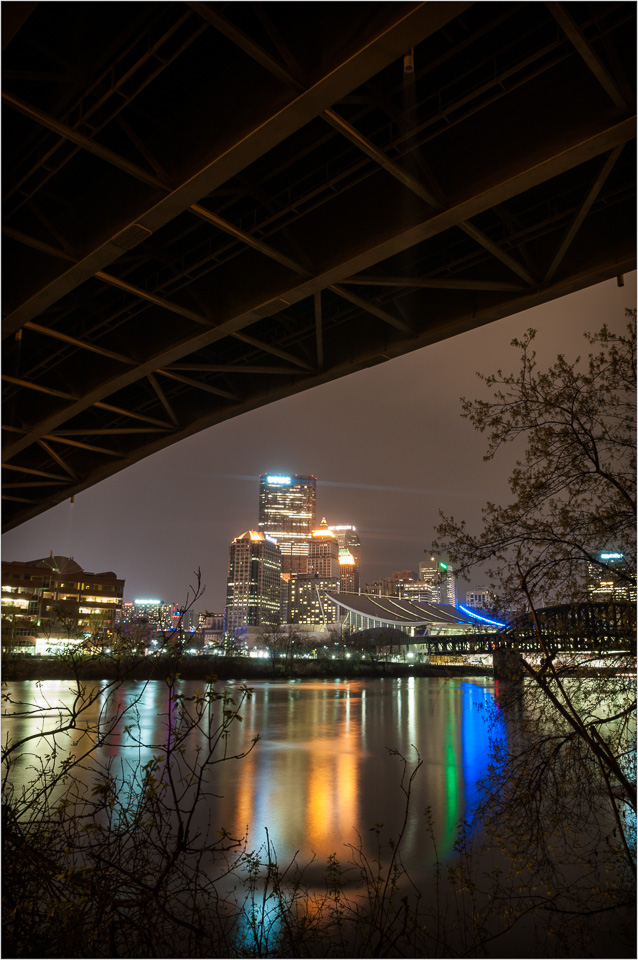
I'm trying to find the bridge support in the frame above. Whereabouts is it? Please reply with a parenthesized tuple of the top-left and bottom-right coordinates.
(493, 646, 526, 681)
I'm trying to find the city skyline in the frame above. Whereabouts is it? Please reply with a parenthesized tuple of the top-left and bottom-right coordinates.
(2, 277, 635, 609)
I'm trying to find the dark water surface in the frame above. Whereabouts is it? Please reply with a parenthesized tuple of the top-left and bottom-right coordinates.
(4, 676, 633, 958)
(4, 676, 497, 879)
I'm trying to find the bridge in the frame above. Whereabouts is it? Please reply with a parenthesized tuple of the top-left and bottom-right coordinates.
(2, 3, 636, 532)
(413, 601, 636, 656)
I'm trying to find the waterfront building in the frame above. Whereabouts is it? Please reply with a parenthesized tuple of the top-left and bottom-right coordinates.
(308, 519, 340, 578)
(326, 591, 499, 638)
(224, 530, 282, 637)
(1, 553, 124, 651)
(289, 574, 340, 625)
(258, 473, 316, 574)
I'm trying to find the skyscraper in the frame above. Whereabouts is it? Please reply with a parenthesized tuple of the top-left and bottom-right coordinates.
(338, 549, 360, 593)
(419, 556, 458, 605)
(587, 552, 636, 602)
(258, 474, 316, 574)
(328, 523, 361, 593)
(308, 519, 340, 578)
(224, 531, 281, 637)
(327, 524, 361, 564)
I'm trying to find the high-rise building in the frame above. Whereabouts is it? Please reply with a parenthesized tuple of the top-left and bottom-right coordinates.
(338, 549, 360, 593)
(224, 531, 282, 637)
(465, 586, 494, 610)
(328, 524, 361, 564)
(258, 474, 316, 574)
(308, 519, 340, 578)
(587, 552, 636, 602)
(117, 600, 173, 630)
(419, 556, 458, 605)
(288, 574, 340, 625)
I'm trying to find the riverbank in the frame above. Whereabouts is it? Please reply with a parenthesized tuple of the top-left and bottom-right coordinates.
(2, 653, 490, 682)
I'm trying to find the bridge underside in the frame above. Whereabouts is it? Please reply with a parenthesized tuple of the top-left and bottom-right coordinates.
(2, 2, 636, 532)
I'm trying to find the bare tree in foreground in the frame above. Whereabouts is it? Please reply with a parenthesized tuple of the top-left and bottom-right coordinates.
(436, 313, 636, 943)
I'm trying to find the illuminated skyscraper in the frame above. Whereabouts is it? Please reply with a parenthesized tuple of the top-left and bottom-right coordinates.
(327, 524, 361, 564)
(419, 555, 458, 605)
(587, 552, 636, 602)
(328, 523, 361, 592)
(224, 531, 281, 637)
(308, 519, 339, 578)
(258, 474, 316, 574)
(338, 549, 360, 593)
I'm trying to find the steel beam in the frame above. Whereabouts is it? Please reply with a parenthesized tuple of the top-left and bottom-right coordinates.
(37, 439, 78, 479)
(3, 244, 633, 530)
(341, 276, 528, 291)
(3, 3, 468, 334)
(156, 369, 240, 401)
(546, 2, 631, 112)
(3, 115, 635, 464)
(544, 146, 623, 282)
(2, 91, 171, 191)
(25, 321, 135, 365)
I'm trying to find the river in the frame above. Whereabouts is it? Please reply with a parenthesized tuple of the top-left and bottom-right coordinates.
(3, 676, 498, 876)
(3, 675, 634, 958)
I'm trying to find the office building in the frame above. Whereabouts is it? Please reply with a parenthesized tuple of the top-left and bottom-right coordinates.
(258, 474, 316, 574)
(465, 586, 494, 610)
(328, 524, 361, 563)
(224, 530, 282, 637)
(1, 554, 124, 650)
(419, 556, 458, 605)
(339, 549, 360, 593)
(587, 552, 636, 602)
(401, 580, 438, 603)
(118, 600, 173, 630)
(308, 519, 340, 578)
(289, 574, 340, 625)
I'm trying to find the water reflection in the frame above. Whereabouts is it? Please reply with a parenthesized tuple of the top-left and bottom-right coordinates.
(3, 676, 500, 880)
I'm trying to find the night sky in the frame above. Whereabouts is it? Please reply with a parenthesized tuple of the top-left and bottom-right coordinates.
(2, 277, 635, 611)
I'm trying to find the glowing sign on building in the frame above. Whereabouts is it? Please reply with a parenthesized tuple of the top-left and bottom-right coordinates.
(134, 598, 162, 604)
(266, 475, 291, 485)
(600, 553, 623, 560)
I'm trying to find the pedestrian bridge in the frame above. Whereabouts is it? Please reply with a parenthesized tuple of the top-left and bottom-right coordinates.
(2, 3, 635, 531)
(416, 601, 636, 656)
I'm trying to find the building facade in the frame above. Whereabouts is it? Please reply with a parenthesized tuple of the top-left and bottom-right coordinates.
(587, 552, 636, 602)
(339, 549, 360, 593)
(419, 556, 457, 605)
(224, 531, 282, 637)
(258, 473, 316, 574)
(328, 524, 361, 563)
(465, 586, 494, 610)
(117, 600, 174, 630)
(288, 574, 340, 625)
(308, 519, 340, 578)
(1, 554, 124, 649)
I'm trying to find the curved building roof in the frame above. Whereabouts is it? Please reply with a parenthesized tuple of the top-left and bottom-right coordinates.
(326, 592, 481, 627)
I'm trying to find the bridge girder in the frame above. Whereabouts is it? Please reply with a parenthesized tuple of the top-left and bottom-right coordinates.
(2, 2, 636, 531)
